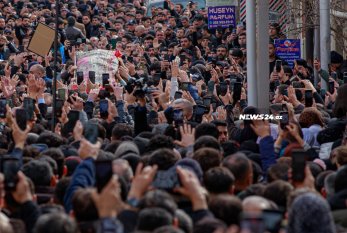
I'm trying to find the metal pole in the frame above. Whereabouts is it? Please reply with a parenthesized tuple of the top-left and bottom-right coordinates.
(256, 0, 269, 113)
(314, 26, 320, 87)
(52, 0, 59, 131)
(246, 0, 257, 107)
(319, 0, 330, 90)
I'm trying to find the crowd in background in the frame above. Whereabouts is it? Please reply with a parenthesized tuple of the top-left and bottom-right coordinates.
(0, 0, 347, 233)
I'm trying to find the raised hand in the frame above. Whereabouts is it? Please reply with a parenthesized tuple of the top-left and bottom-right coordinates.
(73, 120, 83, 141)
(250, 120, 270, 138)
(219, 88, 232, 105)
(127, 163, 158, 200)
(78, 138, 101, 160)
(174, 123, 195, 147)
(92, 175, 123, 218)
(153, 38, 161, 49)
(4, 63, 11, 78)
(174, 167, 207, 211)
(216, 106, 227, 121)
(171, 60, 179, 77)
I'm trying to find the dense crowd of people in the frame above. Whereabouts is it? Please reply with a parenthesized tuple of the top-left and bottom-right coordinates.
(0, 0, 347, 233)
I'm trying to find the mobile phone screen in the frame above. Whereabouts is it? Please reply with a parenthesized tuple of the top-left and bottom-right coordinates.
(329, 81, 335, 94)
(58, 88, 66, 101)
(56, 99, 64, 118)
(99, 99, 108, 119)
(84, 122, 99, 144)
(77, 71, 84, 85)
(331, 72, 337, 80)
(127, 56, 134, 63)
(174, 91, 183, 100)
(275, 60, 282, 73)
(194, 105, 206, 123)
(94, 160, 113, 192)
(181, 82, 190, 91)
(23, 98, 34, 120)
(102, 73, 110, 86)
(280, 111, 289, 130)
(233, 82, 242, 101)
(241, 214, 265, 233)
(262, 210, 283, 233)
(152, 168, 180, 190)
(1, 158, 20, 191)
(153, 73, 161, 86)
(67, 110, 80, 130)
(304, 90, 313, 107)
(291, 149, 306, 182)
(16, 109, 27, 130)
(89, 71, 96, 83)
(0, 98, 6, 118)
(173, 109, 184, 126)
(110, 38, 117, 49)
(220, 82, 228, 96)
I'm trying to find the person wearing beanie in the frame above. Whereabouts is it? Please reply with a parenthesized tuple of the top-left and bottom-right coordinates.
(288, 192, 336, 233)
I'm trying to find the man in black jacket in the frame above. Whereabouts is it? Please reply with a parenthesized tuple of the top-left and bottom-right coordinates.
(64, 16, 85, 45)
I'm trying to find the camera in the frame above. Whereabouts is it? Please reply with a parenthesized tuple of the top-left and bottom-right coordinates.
(126, 77, 152, 99)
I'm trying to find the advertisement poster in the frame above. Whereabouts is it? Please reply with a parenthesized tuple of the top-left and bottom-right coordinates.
(274, 39, 301, 68)
(208, 6, 236, 29)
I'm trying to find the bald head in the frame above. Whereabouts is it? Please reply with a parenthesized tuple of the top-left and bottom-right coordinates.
(30, 64, 45, 79)
(135, 25, 145, 37)
(242, 196, 272, 214)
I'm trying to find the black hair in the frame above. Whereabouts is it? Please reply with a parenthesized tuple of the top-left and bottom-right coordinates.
(222, 153, 251, 183)
(267, 162, 290, 183)
(211, 120, 227, 127)
(146, 135, 175, 153)
(22, 160, 53, 187)
(112, 124, 134, 140)
(175, 209, 193, 233)
(204, 167, 235, 194)
(36, 155, 58, 176)
(54, 177, 71, 205)
(334, 165, 347, 193)
(194, 136, 220, 152)
(221, 141, 239, 158)
(263, 180, 293, 211)
(37, 131, 65, 148)
(308, 161, 324, 178)
(40, 148, 65, 177)
(193, 217, 227, 233)
(136, 207, 173, 232)
(315, 170, 334, 193)
(148, 148, 178, 170)
(71, 188, 99, 222)
(154, 226, 184, 233)
(104, 140, 121, 153)
(208, 195, 242, 226)
(193, 148, 221, 173)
